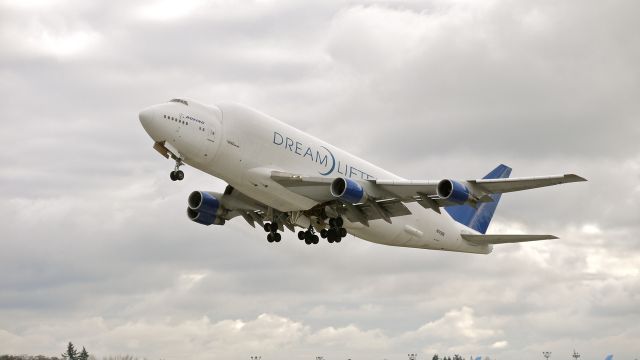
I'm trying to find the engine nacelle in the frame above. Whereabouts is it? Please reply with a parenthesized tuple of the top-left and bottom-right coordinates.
(187, 191, 225, 226)
(330, 177, 367, 204)
(437, 179, 470, 204)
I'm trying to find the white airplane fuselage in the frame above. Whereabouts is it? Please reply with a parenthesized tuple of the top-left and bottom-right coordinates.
(139, 99, 490, 254)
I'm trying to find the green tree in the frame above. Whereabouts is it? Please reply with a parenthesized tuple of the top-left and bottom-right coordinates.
(62, 342, 78, 360)
(78, 347, 89, 360)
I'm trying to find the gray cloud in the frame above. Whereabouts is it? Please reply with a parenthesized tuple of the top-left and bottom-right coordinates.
(1, 0, 639, 359)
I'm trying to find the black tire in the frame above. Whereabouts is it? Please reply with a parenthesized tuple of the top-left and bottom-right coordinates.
(275, 233, 282, 242)
(329, 218, 336, 227)
(263, 223, 271, 232)
(267, 233, 274, 243)
(320, 229, 328, 238)
(340, 228, 347, 237)
(335, 217, 344, 227)
(170, 171, 176, 181)
(327, 237, 334, 243)
(298, 231, 305, 240)
(176, 170, 184, 180)
(313, 235, 319, 244)
(269, 222, 278, 233)
(305, 238, 311, 245)
(335, 236, 341, 243)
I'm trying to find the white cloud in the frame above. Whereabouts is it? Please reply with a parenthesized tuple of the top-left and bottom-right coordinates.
(412, 306, 499, 341)
(491, 340, 508, 349)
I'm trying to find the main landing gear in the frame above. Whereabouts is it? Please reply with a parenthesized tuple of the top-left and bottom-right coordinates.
(261, 216, 347, 245)
(264, 222, 282, 243)
(296, 217, 347, 245)
(298, 227, 319, 245)
(169, 158, 185, 181)
(320, 217, 347, 243)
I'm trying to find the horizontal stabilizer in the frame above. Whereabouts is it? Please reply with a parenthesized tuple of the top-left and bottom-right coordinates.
(461, 234, 558, 244)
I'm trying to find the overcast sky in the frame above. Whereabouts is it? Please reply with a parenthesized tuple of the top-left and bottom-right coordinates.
(1, 0, 639, 359)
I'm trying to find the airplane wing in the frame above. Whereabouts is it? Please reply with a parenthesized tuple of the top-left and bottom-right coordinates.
(270, 170, 586, 225)
(467, 174, 586, 193)
(375, 174, 585, 203)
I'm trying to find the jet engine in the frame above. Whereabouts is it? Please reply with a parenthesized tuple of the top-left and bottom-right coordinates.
(187, 191, 225, 225)
(330, 177, 367, 204)
(437, 179, 471, 204)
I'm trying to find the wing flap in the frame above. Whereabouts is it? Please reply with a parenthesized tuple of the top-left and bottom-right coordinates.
(461, 234, 558, 244)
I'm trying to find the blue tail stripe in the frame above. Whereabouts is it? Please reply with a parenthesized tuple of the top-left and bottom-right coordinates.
(444, 164, 512, 234)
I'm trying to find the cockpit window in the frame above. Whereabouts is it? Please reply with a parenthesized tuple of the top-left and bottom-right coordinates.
(169, 98, 188, 106)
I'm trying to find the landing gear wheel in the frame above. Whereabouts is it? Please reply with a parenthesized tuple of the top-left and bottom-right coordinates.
(327, 228, 337, 243)
(298, 231, 305, 240)
(335, 217, 344, 227)
(171, 158, 185, 181)
(274, 233, 282, 242)
(335, 236, 342, 243)
(320, 229, 328, 238)
(340, 228, 347, 237)
(329, 218, 336, 227)
(312, 235, 319, 244)
(269, 222, 278, 233)
(263, 223, 271, 233)
(267, 233, 274, 243)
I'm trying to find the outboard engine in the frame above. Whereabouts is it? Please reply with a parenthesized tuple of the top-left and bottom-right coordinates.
(437, 179, 470, 204)
(187, 191, 225, 225)
(330, 177, 367, 204)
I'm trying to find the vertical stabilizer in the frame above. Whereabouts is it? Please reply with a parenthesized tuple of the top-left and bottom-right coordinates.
(444, 164, 512, 234)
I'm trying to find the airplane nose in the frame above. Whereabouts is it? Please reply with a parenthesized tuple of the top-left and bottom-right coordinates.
(139, 107, 154, 128)
(139, 106, 162, 141)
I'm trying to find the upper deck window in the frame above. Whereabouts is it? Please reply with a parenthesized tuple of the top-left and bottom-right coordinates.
(169, 98, 188, 106)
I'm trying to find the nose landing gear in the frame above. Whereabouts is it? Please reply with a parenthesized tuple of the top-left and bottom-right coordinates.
(170, 158, 185, 181)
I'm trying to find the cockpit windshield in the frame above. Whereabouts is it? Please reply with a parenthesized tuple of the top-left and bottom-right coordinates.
(169, 98, 188, 106)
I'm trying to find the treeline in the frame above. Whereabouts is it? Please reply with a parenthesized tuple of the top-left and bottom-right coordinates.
(0, 357, 63, 360)
(432, 355, 466, 360)
(0, 355, 149, 360)
(1, 342, 154, 360)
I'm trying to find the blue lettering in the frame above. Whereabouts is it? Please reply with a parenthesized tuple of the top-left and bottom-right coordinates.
(304, 147, 314, 160)
(273, 132, 283, 145)
(315, 151, 328, 166)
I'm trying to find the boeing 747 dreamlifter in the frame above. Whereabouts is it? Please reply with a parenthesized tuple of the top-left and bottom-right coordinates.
(139, 98, 586, 254)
